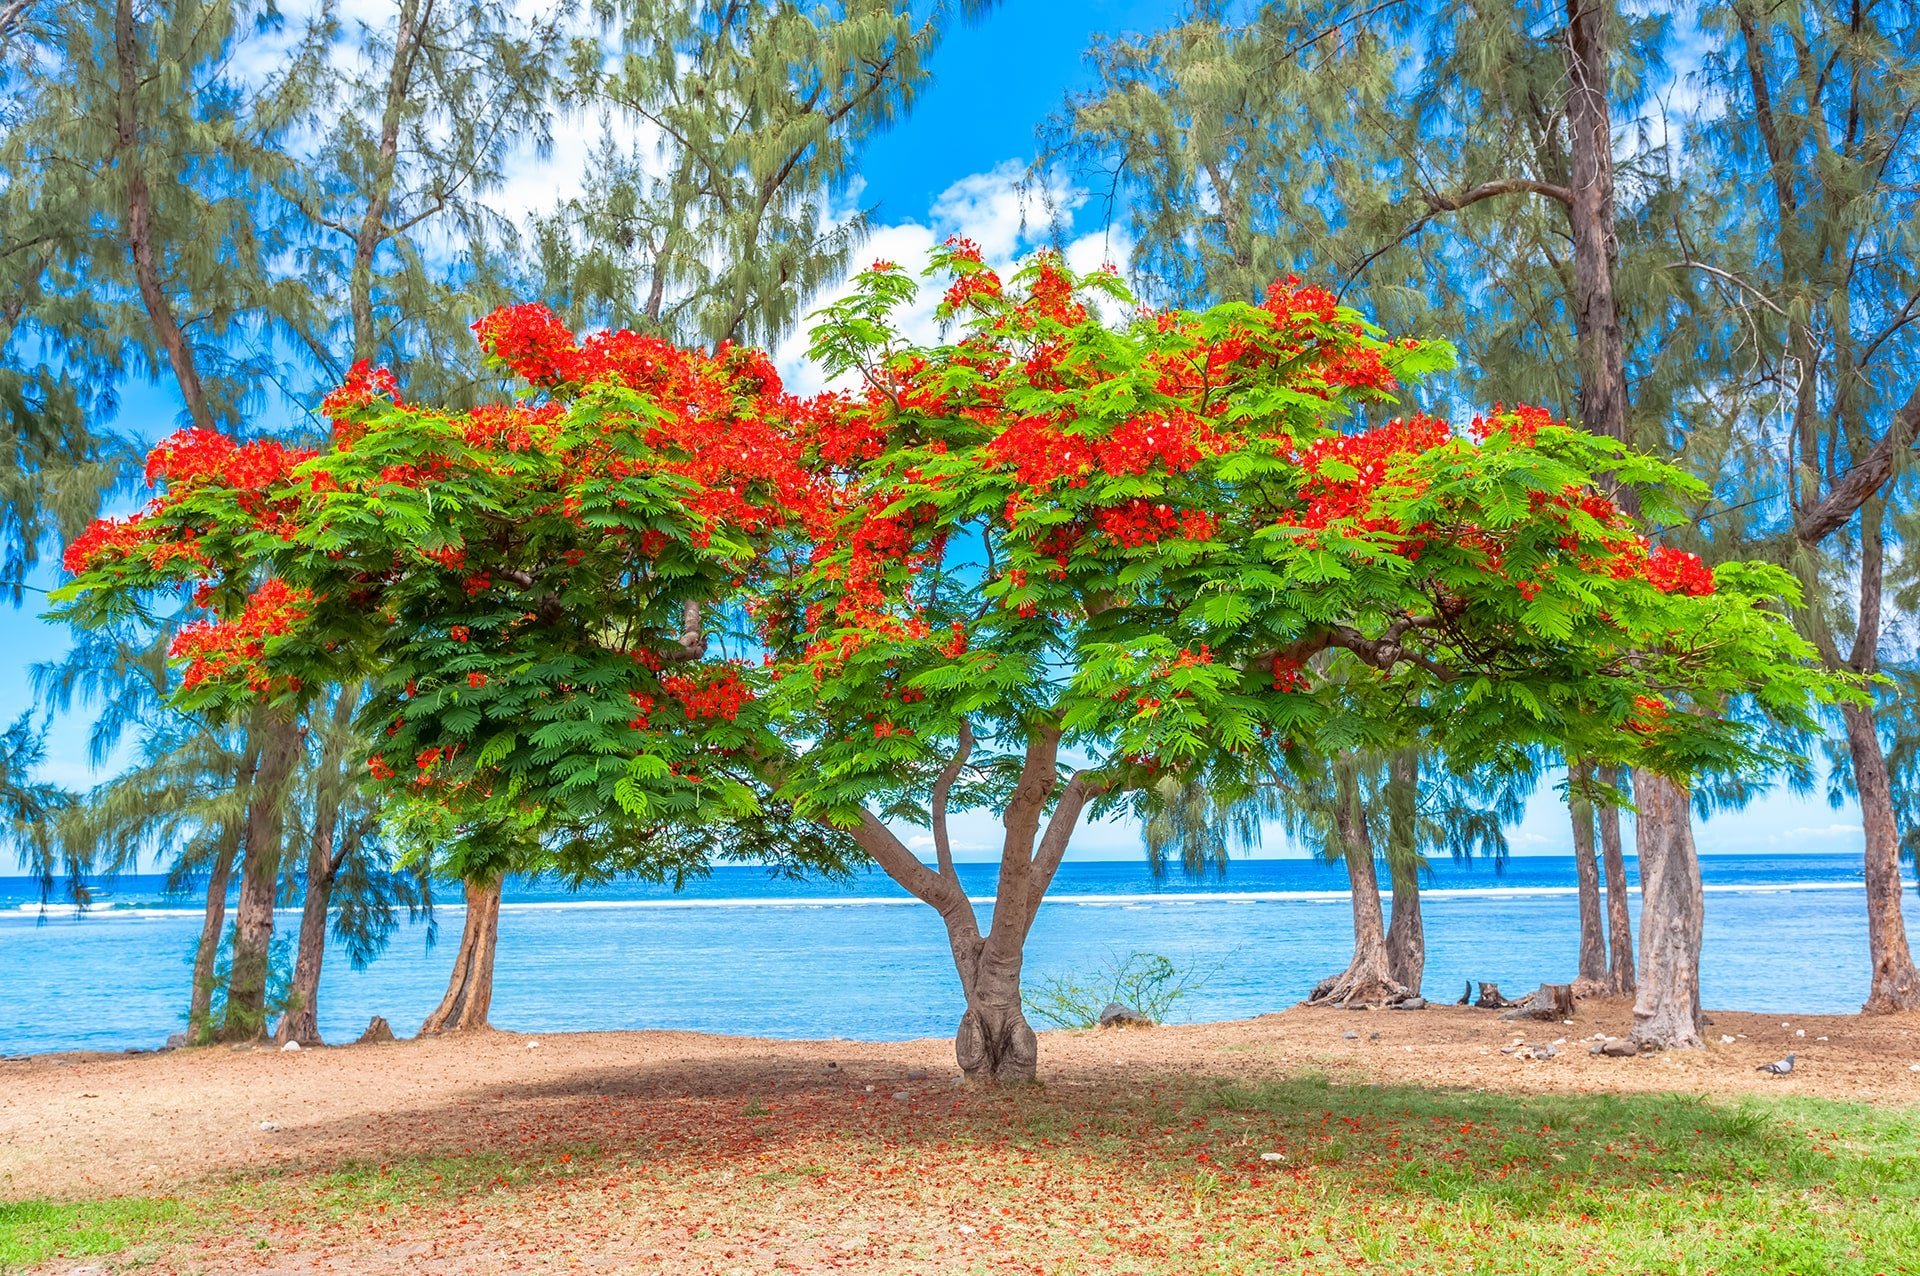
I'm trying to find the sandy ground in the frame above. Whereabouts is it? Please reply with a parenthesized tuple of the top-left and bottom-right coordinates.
(6, 1000, 1919, 1204)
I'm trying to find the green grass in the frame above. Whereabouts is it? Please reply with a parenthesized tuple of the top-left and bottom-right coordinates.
(5, 1081, 1918, 1273)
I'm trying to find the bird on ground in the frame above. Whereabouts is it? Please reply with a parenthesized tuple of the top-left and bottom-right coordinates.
(1758, 1053, 1795, 1076)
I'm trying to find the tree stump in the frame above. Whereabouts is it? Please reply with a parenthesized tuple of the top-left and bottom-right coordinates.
(356, 1016, 397, 1045)
(1500, 983, 1575, 1021)
(1473, 982, 1516, 1009)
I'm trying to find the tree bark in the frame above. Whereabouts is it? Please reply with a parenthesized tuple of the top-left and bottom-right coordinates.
(275, 687, 361, 1046)
(1569, 760, 1609, 995)
(350, 0, 426, 365)
(1845, 702, 1920, 1012)
(1383, 750, 1423, 996)
(219, 713, 302, 1042)
(419, 875, 502, 1034)
(1597, 764, 1635, 995)
(1310, 780, 1407, 1007)
(1563, 0, 1629, 449)
(187, 820, 241, 1043)
(1629, 771, 1705, 1050)
(1385, 855, 1424, 997)
(952, 935, 1037, 1084)
(112, 0, 213, 430)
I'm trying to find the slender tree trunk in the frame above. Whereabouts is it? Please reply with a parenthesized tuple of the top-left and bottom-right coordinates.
(1597, 765, 1635, 995)
(1385, 857, 1424, 997)
(274, 826, 338, 1047)
(419, 875, 502, 1034)
(1845, 703, 1920, 1013)
(187, 821, 241, 1043)
(1564, 0, 1628, 449)
(220, 714, 302, 1042)
(1311, 778, 1407, 1007)
(1383, 750, 1423, 996)
(275, 687, 361, 1046)
(1630, 772, 1705, 1050)
(1569, 760, 1609, 996)
(112, 0, 212, 430)
(349, 0, 425, 365)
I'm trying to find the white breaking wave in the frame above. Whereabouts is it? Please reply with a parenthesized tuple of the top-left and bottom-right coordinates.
(3, 879, 1872, 921)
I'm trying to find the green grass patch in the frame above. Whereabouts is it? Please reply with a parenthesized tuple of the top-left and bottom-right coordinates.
(0, 1196, 190, 1269)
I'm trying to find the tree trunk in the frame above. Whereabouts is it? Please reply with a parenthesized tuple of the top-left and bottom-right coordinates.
(1385, 856, 1424, 997)
(1844, 703, 1920, 1012)
(187, 821, 241, 1043)
(275, 686, 361, 1046)
(1596, 764, 1635, 995)
(953, 936, 1037, 1084)
(1630, 771, 1705, 1050)
(274, 832, 337, 1047)
(1383, 750, 1423, 995)
(113, 0, 213, 430)
(1311, 785, 1407, 1007)
(219, 714, 301, 1042)
(419, 875, 502, 1034)
(1563, 0, 1629, 450)
(1569, 761, 1609, 995)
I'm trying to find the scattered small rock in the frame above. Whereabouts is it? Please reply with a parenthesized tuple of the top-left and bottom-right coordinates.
(258, 1121, 280, 1132)
(906, 1068, 929, 1081)
(1368, 1031, 1380, 1040)
(1259, 1152, 1286, 1163)
(1596, 1038, 1638, 1058)
(356, 1016, 396, 1045)
(164, 1032, 189, 1050)
(1908, 1063, 1920, 1072)
(1388, 996, 1426, 1011)
(1099, 1001, 1153, 1029)
(1530, 1045, 1558, 1060)
(1816, 1035, 1829, 1042)
(891, 1090, 909, 1101)
(957, 1224, 977, 1236)
(526, 1039, 541, 1049)
(864, 1085, 875, 1093)
(1720, 1034, 1737, 1044)
(824, 1060, 839, 1071)
(1795, 1029, 1806, 1038)
(1342, 1030, 1360, 1040)
(281, 1039, 301, 1052)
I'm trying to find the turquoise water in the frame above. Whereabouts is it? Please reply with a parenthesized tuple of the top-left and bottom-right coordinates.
(1, 854, 1912, 1054)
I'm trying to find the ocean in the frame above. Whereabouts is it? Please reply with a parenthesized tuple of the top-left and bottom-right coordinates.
(2, 854, 1913, 1055)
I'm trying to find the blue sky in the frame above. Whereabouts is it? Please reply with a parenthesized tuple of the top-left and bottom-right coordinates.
(1, 0, 1869, 864)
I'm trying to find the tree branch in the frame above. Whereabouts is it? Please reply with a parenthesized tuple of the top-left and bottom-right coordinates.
(930, 720, 973, 885)
(1796, 383, 1920, 546)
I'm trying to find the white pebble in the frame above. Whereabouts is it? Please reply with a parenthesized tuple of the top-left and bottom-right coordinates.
(1720, 1035, 1737, 1044)
(1795, 1029, 1806, 1038)
(1259, 1151, 1286, 1162)
(526, 1039, 541, 1049)
(257, 1120, 279, 1132)
(1909, 1064, 1920, 1073)
(280, 1039, 300, 1052)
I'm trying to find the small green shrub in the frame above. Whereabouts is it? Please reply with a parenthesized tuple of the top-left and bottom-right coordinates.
(1025, 950, 1212, 1028)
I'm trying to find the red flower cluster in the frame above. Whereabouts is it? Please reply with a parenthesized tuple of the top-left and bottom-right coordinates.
(1094, 499, 1217, 548)
(1644, 545, 1715, 597)
(168, 579, 313, 692)
(661, 667, 752, 721)
(1284, 415, 1451, 533)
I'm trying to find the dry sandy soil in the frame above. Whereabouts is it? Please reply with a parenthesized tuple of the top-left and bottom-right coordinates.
(6, 1000, 1919, 1204)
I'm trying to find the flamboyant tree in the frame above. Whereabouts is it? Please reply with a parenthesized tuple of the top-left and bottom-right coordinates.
(750, 248, 1830, 1079)
(53, 313, 863, 1031)
(58, 246, 1835, 1078)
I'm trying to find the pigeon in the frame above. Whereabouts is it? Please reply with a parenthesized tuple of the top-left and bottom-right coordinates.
(1758, 1052, 1795, 1076)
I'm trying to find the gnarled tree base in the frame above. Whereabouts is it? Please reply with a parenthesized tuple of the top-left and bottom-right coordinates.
(420, 877, 501, 1035)
(1307, 955, 1410, 1009)
(955, 1004, 1038, 1084)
